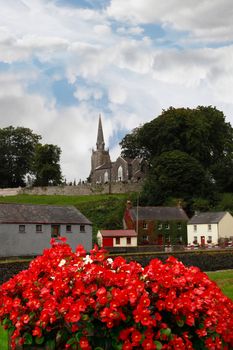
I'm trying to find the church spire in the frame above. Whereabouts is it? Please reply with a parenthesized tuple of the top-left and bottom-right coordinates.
(96, 114, 105, 150)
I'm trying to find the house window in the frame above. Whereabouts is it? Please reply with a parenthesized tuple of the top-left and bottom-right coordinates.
(208, 224, 212, 231)
(143, 235, 149, 241)
(116, 237, 120, 245)
(193, 236, 198, 244)
(127, 237, 131, 245)
(36, 225, 42, 233)
(207, 236, 212, 243)
(158, 223, 162, 230)
(177, 223, 182, 230)
(143, 221, 148, 229)
(194, 225, 197, 232)
(176, 235, 183, 243)
(66, 225, 72, 233)
(165, 223, 170, 230)
(80, 225, 85, 232)
(19, 225, 25, 233)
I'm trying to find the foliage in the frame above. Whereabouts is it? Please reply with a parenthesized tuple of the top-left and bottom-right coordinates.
(120, 106, 233, 204)
(0, 126, 41, 188)
(0, 238, 233, 349)
(0, 126, 63, 188)
(141, 150, 212, 205)
(33, 144, 63, 186)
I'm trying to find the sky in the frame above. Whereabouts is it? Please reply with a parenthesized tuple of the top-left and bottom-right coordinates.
(0, 0, 233, 182)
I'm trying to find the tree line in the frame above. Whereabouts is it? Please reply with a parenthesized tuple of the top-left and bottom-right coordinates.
(120, 106, 233, 212)
(0, 126, 62, 188)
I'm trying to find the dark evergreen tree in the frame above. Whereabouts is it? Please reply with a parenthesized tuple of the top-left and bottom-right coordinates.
(33, 144, 62, 186)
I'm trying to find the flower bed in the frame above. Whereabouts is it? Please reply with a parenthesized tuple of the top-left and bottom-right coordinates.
(0, 237, 233, 349)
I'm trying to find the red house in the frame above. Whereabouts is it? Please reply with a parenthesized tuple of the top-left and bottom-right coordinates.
(97, 229, 137, 248)
(123, 201, 188, 245)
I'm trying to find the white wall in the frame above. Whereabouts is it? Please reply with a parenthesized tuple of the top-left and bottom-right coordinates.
(0, 223, 92, 257)
(187, 223, 218, 245)
(113, 237, 137, 247)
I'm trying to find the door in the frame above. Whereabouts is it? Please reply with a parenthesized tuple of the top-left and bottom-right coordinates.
(103, 237, 113, 247)
(201, 236, 205, 246)
(51, 225, 60, 237)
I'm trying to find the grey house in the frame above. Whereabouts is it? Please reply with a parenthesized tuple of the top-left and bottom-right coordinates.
(0, 203, 92, 257)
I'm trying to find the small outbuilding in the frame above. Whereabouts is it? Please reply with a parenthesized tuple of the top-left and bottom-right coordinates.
(187, 211, 233, 246)
(97, 229, 137, 248)
(0, 203, 92, 257)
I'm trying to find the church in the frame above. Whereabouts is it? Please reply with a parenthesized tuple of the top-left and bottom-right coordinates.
(90, 115, 147, 184)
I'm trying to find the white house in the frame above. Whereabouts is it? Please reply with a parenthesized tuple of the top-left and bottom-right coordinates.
(187, 211, 233, 246)
(0, 203, 92, 257)
(97, 229, 137, 248)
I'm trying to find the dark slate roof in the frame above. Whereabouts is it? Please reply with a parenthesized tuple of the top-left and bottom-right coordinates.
(0, 203, 92, 225)
(129, 206, 188, 221)
(99, 229, 137, 237)
(188, 212, 227, 224)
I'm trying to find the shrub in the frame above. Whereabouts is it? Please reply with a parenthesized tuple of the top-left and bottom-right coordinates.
(0, 238, 233, 349)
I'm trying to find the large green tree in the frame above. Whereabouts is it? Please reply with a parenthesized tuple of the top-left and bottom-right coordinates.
(121, 106, 233, 194)
(0, 126, 41, 187)
(33, 144, 62, 186)
(141, 150, 213, 205)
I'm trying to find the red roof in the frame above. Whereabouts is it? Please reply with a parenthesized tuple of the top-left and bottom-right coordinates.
(99, 230, 137, 237)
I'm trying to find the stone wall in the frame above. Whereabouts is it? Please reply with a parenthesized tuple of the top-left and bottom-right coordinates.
(16, 182, 143, 196)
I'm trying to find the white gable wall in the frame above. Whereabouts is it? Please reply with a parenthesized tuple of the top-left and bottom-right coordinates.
(218, 212, 233, 238)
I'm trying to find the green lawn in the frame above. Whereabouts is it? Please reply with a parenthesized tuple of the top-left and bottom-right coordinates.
(0, 325, 8, 350)
(206, 269, 233, 300)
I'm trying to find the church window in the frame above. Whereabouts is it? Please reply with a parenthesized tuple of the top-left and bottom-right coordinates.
(104, 171, 109, 183)
(118, 166, 123, 181)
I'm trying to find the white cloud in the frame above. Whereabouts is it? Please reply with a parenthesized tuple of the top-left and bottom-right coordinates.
(107, 0, 233, 43)
(0, 0, 233, 182)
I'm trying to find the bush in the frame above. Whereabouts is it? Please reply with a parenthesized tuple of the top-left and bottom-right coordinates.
(0, 238, 233, 349)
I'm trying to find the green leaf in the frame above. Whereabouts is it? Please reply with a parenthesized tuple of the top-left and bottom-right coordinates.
(160, 328, 171, 337)
(24, 333, 33, 345)
(75, 332, 82, 342)
(154, 341, 163, 350)
(94, 347, 105, 350)
(67, 337, 76, 345)
(177, 319, 184, 327)
(45, 339, 56, 350)
(35, 336, 45, 345)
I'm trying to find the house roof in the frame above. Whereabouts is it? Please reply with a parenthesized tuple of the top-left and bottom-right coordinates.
(188, 212, 228, 224)
(129, 206, 188, 221)
(99, 229, 137, 237)
(0, 203, 92, 225)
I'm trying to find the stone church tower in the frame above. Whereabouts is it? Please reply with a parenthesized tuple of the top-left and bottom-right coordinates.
(90, 115, 111, 183)
(90, 115, 148, 184)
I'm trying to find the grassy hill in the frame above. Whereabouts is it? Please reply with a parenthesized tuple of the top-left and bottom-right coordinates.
(0, 193, 137, 242)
